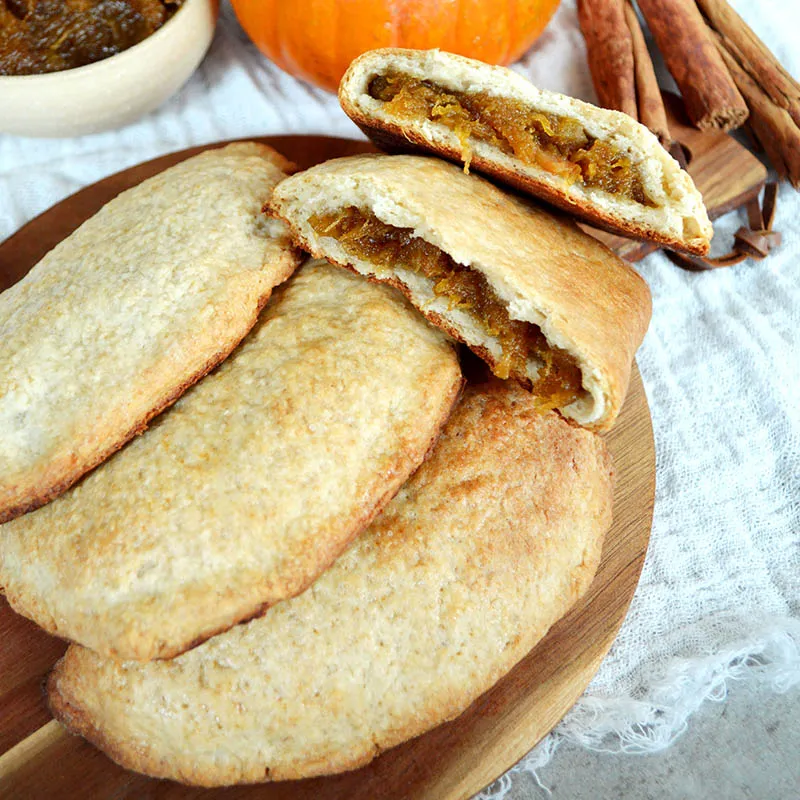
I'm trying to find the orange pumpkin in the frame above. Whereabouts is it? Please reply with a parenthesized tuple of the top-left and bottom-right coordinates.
(231, 0, 561, 93)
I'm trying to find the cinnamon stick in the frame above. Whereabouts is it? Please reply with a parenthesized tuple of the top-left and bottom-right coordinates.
(576, 0, 638, 120)
(715, 34, 800, 188)
(696, 0, 800, 129)
(623, 1, 671, 145)
(636, 0, 748, 131)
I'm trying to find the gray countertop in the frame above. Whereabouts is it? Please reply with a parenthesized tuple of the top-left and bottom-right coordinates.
(492, 679, 800, 799)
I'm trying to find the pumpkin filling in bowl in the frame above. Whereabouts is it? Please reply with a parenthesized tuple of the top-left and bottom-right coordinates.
(367, 72, 656, 207)
(0, 0, 184, 76)
(308, 206, 584, 409)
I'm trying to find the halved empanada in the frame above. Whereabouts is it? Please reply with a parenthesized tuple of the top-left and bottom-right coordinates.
(340, 48, 712, 256)
(269, 154, 652, 432)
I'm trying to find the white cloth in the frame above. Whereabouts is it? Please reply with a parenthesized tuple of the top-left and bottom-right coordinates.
(1, 1, 798, 793)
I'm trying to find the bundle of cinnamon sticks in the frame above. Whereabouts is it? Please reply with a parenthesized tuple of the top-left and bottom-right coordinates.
(577, 0, 800, 188)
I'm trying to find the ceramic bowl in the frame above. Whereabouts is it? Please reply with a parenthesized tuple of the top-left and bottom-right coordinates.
(0, 0, 219, 138)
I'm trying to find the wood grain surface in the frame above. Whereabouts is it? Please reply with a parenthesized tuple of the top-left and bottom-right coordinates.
(0, 135, 656, 800)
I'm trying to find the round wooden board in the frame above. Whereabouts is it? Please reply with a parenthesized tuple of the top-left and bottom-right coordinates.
(0, 136, 655, 800)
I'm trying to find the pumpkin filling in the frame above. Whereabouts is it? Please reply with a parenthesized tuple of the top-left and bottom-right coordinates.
(367, 72, 656, 207)
(0, 1, 184, 76)
(308, 206, 584, 410)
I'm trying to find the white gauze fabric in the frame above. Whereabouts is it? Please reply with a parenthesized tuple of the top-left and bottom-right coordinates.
(0, 1, 797, 794)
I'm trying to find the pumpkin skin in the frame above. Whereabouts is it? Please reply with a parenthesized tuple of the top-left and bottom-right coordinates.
(231, 0, 562, 92)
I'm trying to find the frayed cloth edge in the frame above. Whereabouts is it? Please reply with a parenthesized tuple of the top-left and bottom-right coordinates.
(479, 616, 800, 799)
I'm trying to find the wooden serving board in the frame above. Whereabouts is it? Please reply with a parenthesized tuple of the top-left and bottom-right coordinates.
(0, 136, 656, 800)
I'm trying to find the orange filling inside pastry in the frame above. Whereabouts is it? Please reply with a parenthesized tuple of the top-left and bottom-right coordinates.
(368, 72, 655, 207)
(309, 207, 583, 409)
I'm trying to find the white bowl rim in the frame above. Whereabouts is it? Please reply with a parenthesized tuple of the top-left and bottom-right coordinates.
(0, 0, 211, 84)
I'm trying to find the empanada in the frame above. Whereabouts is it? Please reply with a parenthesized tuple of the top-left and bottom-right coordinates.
(0, 261, 462, 661)
(48, 380, 613, 786)
(270, 154, 651, 432)
(339, 48, 712, 255)
(0, 143, 301, 523)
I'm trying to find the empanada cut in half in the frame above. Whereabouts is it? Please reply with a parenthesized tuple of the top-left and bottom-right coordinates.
(0, 143, 301, 524)
(339, 48, 712, 256)
(48, 380, 614, 787)
(0, 261, 462, 661)
(270, 155, 652, 432)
